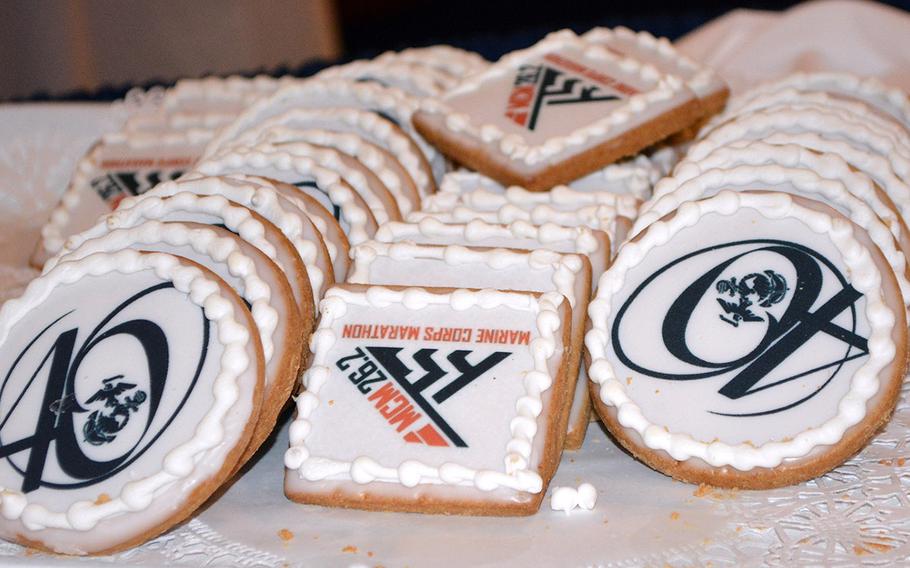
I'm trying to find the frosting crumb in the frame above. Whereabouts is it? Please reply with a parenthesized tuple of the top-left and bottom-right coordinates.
(550, 482, 597, 513)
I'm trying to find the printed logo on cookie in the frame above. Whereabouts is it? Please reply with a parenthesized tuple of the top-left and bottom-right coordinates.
(505, 53, 639, 131)
(92, 168, 186, 210)
(0, 283, 209, 492)
(612, 239, 868, 417)
(335, 346, 511, 448)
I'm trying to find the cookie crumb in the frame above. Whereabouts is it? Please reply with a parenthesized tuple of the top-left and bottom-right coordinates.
(368, 551, 375, 557)
(854, 545, 870, 556)
(670, 511, 680, 521)
(654, 389, 660, 395)
(328, 399, 335, 406)
(693, 484, 711, 497)
(626, 377, 632, 385)
(898, 458, 906, 466)
(343, 545, 358, 554)
(94, 493, 111, 505)
(278, 529, 294, 542)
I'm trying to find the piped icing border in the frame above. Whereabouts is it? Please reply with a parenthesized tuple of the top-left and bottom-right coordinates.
(586, 190, 897, 470)
(633, 163, 910, 308)
(665, 141, 908, 252)
(348, 241, 585, 309)
(316, 59, 457, 97)
(375, 218, 606, 264)
(207, 106, 434, 198)
(419, 30, 691, 166)
(581, 26, 725, 100)
(0, 249, 254, 531)
(46, 220, 279, 362)
(284, 285, 564, 493)
(690, 106, 910, 181)
(729, 72, 910, 130)
(374, 45, 489, 79)
(80, 177, 326, 306)
(431, 171, 642, 218)
(195, 146, 375, 245)
(203, 78, 444, 182)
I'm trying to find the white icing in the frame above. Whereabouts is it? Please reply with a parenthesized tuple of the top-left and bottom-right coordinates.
(420, 30, 694, 166)
(581, 26, 726, 101)
(374, 218, 609, 279)
(194, 145, 376, 245)
(202, 106, 434, 198)
(727, 71, 910, 131)
(586, 191, 897, 470)
(285, 286, 566, 494)
(317, 59, 457, 97)
(374, 45, 489, 79)
(203, 78, 445, 183)
(47, 220, 278, 362)
(635, 162, 910, 310)
(0, 249, 255, 533)
(70, 177, 327, 308)
(549, 482, 597, 513)
(37, 137, 202, 262)
(665, 141, 910, 263)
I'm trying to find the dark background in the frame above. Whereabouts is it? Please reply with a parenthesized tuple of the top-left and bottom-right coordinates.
(21, 0, 910, 102)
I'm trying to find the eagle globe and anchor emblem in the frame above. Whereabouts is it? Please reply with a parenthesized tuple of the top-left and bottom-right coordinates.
(715, 270, 789, 327)
(81, 375, 148, 446)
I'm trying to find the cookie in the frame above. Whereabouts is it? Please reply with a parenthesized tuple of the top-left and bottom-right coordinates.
(349, 242, 591, 452)
(412, 30, 700, 190)
(194, 145, 378, 245)
(204, 78, 446, 183)
(274, 129, 422, 215)
(373, 219, 610, 449)
(687, 107, 910, 221)
(726, 72, 910, 131)
(0, 249, 264, 554)
(61, 192, 317, 318)
(316, 59, 458, 97)
(374, 46, 489, 80)
(44, 221, 304, 464)
(634, 163, 910, 313)
(586, 190, 907, 488)
(213, 139, 403, 224)
(206, 106, 435, 199)
(566, 154, 658, 199)
(284, 284, 571, 515)
(581, 26, 729, 117)
(112, 176, 331, 311)
(664, 142, 910, 266)
(33, 131, 204, 268)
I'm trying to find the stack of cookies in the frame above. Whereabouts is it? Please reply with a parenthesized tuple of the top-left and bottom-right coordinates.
(3, 21, 908, 555)
(587, 73, 910, 489)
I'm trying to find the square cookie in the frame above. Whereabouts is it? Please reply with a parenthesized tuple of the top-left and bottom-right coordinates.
(285, 284, 572, 515)
(413, 30, 700, 190)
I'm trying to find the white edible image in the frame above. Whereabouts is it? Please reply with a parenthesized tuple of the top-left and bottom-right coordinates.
(304, 302, 538, 479)
(608, 210, 869, 446)
(0, 271, 221, 508)
(446, 46, 647, 145)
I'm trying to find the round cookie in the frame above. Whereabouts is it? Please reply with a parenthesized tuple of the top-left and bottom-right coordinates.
(47, 221, 304, 463)
(586, 190, 907, 488)
(194, 145, 378, 245)
(662, 142, 910, 264)
(61, 192, 325, 319)
(373, 45, 488, 79)
(203, 78, 445, 184)
(0, 250, 264, 554)
(688, 130, 910, 227)
(272, 129, 421, 215)
(215, 139, 402, 225)
(633, 164, 910, 313)
(122, 178, 335, 304)
(316, 59, 457, 97)
(206, 106, 434, 198)
(726, 72, 910, 131)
